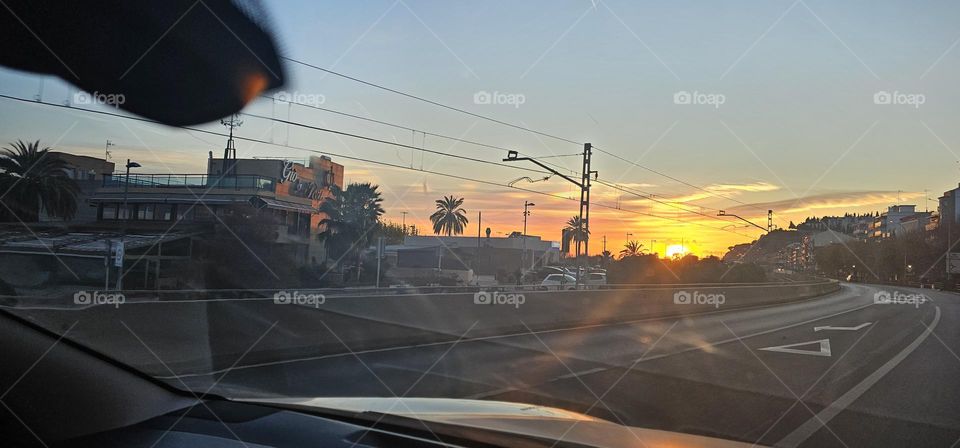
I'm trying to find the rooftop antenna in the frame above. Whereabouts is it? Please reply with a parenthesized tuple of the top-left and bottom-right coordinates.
(104, 140, 114, 162)
(220, 114, 242, 175)
(220, 114, 242, 160)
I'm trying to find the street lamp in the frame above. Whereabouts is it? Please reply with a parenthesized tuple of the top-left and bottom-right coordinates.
(117, 159, 141, 290)
(122, 159, 142, 221)
(522, 201, 535, 272)
(626, 232, 633, 242)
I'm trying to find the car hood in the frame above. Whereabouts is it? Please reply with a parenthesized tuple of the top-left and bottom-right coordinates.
(243, 396, 759, 448)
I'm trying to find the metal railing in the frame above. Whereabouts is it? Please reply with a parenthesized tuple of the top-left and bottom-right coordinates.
(102, 174, 277, 191)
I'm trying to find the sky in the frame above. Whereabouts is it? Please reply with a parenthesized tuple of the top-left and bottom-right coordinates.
(2, 0, 960, 257)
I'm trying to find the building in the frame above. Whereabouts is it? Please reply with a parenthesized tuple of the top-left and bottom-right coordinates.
(40, 152, 115, 222)
(939, 184, 960, 231)
(390, 234, 561, 281)
(87, 154, 343, 264)
(868, 205, 925, 239)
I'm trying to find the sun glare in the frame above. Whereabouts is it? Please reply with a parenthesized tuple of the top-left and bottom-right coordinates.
(665, 244, 688, 258)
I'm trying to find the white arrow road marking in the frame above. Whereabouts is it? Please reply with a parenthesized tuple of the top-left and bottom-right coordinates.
(814, 322, 871, 332)
(758, 339, 832, 357)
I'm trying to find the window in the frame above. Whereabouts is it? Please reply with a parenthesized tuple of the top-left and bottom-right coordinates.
(102, 203, 117, 220)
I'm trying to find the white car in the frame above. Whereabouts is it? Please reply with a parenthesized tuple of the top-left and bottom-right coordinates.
(540, 273, 577, 290)
(586, 272, 607, 288)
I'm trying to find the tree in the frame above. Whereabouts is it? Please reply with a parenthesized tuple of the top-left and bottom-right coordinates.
(318, 183, 386, 279)
(562, 216, 589, 252)
(0, 140, 80, 222)
(619, 240, 645, 258)
(430, 195, 468, 236)
(375, 221, 407, 245)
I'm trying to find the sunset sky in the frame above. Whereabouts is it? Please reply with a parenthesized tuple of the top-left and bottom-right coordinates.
(1, 0, 959, 256)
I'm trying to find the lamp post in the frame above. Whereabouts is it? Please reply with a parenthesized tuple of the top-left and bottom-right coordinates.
(122, 159, 142, 221)
(522, 201, 535, 272)
(117, 159, 141, 290)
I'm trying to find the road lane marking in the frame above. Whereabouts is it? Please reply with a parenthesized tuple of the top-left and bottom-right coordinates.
(777, 306, 941, 448)
(161, 287, 869, 380)
(759, 339, 832, 357)
(814, 322, 871, 332)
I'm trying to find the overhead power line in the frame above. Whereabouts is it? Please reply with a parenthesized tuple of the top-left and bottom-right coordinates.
(282, 56, 583, 146)
(281, 56, 773, 215)
(260, 93, 581, 176)
(0, 94, 755, 240)
(240, 111, 551, 176)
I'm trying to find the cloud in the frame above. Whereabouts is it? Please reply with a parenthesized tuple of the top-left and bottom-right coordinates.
(667, 181, 780, 203)
(726, 190, 924, 216)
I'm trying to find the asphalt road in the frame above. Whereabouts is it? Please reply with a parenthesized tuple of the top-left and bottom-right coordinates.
(151, 283, 957, 447)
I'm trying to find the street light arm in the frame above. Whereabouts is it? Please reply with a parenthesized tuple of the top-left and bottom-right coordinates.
(717, 210, 768, 232)
(503, 156, 583, 188)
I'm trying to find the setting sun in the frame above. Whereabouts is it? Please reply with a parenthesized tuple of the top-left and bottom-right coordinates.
(665, 244, 689, 258)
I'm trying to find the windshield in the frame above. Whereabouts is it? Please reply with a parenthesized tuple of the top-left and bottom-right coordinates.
(1, 2, 959, 447)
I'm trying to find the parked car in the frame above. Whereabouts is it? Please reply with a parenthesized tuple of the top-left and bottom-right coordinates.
(540, 273, 577, 290)
(585, 272, 607, 288)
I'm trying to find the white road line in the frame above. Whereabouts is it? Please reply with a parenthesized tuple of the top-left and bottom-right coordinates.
(776, 306, 941, 448)
(758, 339, 832, 357)
(814, 322, 871, 332)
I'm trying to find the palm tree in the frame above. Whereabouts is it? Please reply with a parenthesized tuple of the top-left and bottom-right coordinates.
(318, 183, 385, 277)
(562, 216, 589, 252)
(619, 240, 645, 259)
(430, 195, 468, 236)
(0, 140, 80, 222)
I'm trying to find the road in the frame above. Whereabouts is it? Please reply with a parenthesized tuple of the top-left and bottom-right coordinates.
(84, 283, 960, 446)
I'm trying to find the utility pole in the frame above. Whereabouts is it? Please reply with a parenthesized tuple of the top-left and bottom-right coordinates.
(522, 201, 535, 272)
(401, 211, 408, 234)
(504, 144, 594, 288)
(580, 143, 595, 287)
(477, 211, 481, 276)
(602, 235, 607, 253)
(375, 236, 384, 288)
